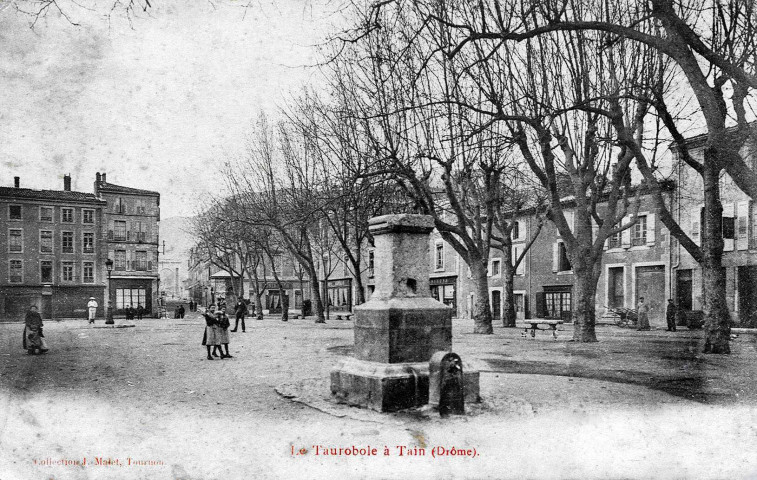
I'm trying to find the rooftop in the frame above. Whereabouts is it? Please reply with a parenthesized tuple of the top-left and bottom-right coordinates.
(0, 186, 106, 204)
(98, 182, 160, 197)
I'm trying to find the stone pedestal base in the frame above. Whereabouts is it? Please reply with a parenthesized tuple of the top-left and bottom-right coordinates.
(330, 357, 480, 412)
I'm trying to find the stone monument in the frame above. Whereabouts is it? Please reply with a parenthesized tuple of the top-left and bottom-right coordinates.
(330, 214, 479, 412)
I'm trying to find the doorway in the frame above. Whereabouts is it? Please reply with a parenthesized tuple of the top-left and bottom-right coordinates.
(491, 290, 501, 320)
(636, 265, 666, 328)
(676, 269, 693, 311)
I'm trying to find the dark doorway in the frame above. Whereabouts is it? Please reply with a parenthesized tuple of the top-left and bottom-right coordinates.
(636, 265, 666, 328)
(608, 267, 624, 308)
(267, 290, 282, 314)
(491, 290, 501, 320)
(676, 269, 693, 311)
(738, 266, 757, 326)
(41, 296, 52, 319)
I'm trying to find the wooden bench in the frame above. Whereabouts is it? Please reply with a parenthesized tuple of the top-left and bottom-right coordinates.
(521, 319, 564, 339)
(335, 313, 353, 321)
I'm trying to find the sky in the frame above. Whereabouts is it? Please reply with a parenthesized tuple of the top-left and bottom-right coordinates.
(0, 0, 338, 218)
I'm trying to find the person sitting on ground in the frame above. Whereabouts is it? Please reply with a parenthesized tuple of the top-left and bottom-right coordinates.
(23, 305, 48, 355)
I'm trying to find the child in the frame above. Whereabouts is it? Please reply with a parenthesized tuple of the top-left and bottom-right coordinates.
(215, 307, 233, 359)
(201, 305, 222, 360)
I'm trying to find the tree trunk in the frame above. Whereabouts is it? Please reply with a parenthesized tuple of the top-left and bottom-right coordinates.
(470, 260, 493, 334)
(701, 162, 731, 354)
(571, 267, 599, 342)
(308, 262, 326, 323)
(502, 271, 517, 328)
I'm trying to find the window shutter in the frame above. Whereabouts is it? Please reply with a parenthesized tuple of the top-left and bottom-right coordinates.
(737, 201, 750, 250)
(487, 259, 492, 277)
(535, 292, 547, 318)
(565, 211, 574, 234)
(621, 216, 631, 248)
(552, 243, 559, 272)
(723, 202, 735, 251)
(691, 208, 701, 246)
(646, 213, 656, 246)
(515, 246, 525, 275)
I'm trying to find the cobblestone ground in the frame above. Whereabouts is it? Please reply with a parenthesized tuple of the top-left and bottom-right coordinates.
(2, 313, 757, 479)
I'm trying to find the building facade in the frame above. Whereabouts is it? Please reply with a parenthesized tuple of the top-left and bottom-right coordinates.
(0, 175, 107, 319)
(671, 135, 757, 326)
(95, 173, 161, 316)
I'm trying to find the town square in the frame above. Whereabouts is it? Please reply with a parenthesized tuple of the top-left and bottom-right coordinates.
(3, 0, 757, 478)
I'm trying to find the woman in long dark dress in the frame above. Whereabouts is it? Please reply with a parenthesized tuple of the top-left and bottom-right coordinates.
(23, 306, 48, 355)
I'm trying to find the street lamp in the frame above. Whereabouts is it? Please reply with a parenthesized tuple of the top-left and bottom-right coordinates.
(105, 258, 114, 324)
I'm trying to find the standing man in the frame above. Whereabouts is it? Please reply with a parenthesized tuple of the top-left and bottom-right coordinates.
(231, 298, 248, 332)
(666, 299, 678, 332)
(136, 304, 143, 321)
(87, 297, 98, 324)
(637, 297, 651, 331)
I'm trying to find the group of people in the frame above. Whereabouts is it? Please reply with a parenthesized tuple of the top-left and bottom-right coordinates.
(125, 304, 145, 321)
(188, 300, 198, 312)
(635, 297, 683, 332)
(174, 304, 186, 319)
(200, 298, 251, 359)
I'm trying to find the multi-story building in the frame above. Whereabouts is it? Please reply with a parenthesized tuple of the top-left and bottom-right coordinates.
(0, 175, 107, 319)
(671, 132, 757, 326)
(94, 172, 160, 316)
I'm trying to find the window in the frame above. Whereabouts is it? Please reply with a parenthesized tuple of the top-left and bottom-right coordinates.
(114, 221, 127, 241)
(512, 245, 525, 275)
(435, 242, 444, 270)
(82, 209, 95, 224)
(136, 251, 148, 271)
(134, 221, 146, 242)
(115, 250, 127, 271)
(61, 207, 74, 223)
(491, 259, 501, 277)
(40, 230, 53, 253)
(722, 216, 735, 239)
(62, 262, 74, 282)
(511, 221, 520, 241)
(9, 229, 22, 252)
(83, 232, 95, 253)
(9, 260, 22, 283)
(116, 198, 125, 214)
(543, 291, 572, 320)
(368, 250, 375, 277)
(9, 205, 21, 220)
(632, 215, 647, 246)
(62, 232, 74, 253)
(40, 260, 53, 284)
(39, 206, 53, 222)
(83, 262, 95, 283)
(554, 242, 572, 272)
(116, 288, 146, 310)
(152, 251, 158, 270)
(608, 230, 622, 249)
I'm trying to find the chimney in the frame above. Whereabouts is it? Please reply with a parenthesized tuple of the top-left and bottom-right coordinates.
(94, 172, 101, 196)
(102, 173, 106, 183)
(63, 174, 71, 191)
(13, 176, 19, 188)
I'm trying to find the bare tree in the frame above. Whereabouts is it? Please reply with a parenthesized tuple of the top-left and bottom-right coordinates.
(407, 0, 757, 353)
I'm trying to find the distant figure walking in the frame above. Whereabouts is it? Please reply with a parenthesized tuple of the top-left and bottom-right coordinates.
(126, 305, 135, 321)
(666, 299, 678, 332)
(188, 300, 195, 312)
(231, 299, 247, 332)
(178, 304, 185, 319)
(637, 297, 651, 331)
(136, 304, 144, 320)
(87, 297, 98, 324)
(23, 305, 48, 355)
